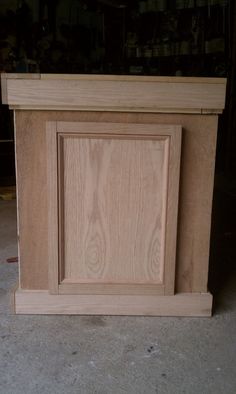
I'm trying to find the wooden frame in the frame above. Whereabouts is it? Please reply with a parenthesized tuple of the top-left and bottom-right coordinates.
(47, 121, 182, 296)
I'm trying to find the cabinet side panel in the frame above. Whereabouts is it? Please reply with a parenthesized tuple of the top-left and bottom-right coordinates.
(177, 117, 218, 293)
(15, 111, 49, 289)
(172, 115, 218, 293)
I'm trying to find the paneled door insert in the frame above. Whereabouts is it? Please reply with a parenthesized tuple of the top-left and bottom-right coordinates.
(47, 121, 181, 296)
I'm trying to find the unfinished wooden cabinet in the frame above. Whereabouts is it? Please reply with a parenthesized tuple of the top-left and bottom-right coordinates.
(1, 73, 226, 316)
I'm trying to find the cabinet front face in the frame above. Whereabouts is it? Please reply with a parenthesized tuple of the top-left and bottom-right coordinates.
(47, 121, 181, 296)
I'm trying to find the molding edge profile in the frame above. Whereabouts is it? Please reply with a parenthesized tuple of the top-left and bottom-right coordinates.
(14, 288, 213, 316)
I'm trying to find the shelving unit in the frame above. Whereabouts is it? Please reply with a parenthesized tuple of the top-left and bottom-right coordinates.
(124, 0, 228, 76)
(0, 0, 229, 77)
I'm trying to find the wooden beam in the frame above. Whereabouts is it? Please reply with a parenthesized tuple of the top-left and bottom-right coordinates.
(14, 288, 213, 316)
(2, 74, 226, 113)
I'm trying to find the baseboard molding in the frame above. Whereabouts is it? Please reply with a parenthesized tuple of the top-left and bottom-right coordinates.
(14, 288, 213, 316)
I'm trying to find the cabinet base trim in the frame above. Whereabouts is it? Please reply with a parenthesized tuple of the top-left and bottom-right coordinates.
(14, 288, 212, 316)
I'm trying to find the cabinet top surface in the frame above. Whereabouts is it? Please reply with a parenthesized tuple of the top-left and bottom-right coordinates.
(1, 73, 227, 114)
(1, 73, 227, 84)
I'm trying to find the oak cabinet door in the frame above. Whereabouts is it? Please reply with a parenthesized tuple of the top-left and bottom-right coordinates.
(47, 121, 181, 296)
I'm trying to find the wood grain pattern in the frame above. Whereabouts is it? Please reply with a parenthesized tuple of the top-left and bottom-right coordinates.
(14, 288, 213, 316)
(14, 111, 217, 294)
(59, 282, 165, 295)
(47, 122, 181, 295)
(2, 75, 226, 113)
(62, 136, 166, 284)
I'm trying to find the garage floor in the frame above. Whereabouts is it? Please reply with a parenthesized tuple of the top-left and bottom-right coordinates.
(0, 197, 236, 394)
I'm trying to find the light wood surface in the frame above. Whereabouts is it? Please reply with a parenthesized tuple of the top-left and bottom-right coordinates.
(58, 282, 165, 295)
(2, 73, 226, 113)
(9, 105, 221, 114)
(14, 111, 218, 294)
(62, 135, 167, 284)
(2, 72, 226, 82)
(14, 288, 213, 316)
(47, 122, 181, 295)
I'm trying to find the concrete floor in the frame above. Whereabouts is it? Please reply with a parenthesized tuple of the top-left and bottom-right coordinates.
(0, 199, 236, 394)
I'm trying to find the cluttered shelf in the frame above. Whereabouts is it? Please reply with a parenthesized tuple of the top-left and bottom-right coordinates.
(0, 0, 229, 77)
(125, 0, 228, 76)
